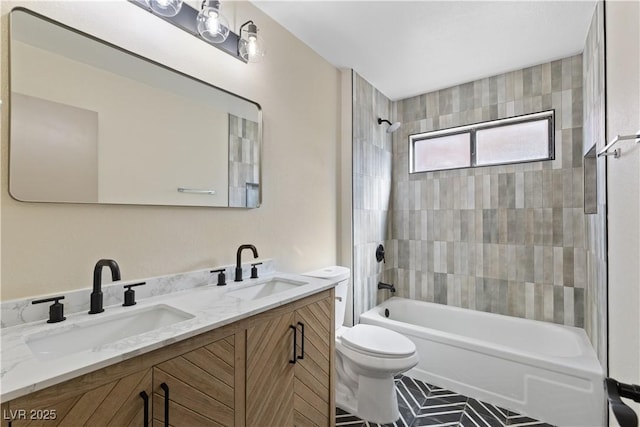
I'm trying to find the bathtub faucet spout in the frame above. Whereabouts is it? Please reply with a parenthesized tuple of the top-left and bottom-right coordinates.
(377, 282, 396, 293)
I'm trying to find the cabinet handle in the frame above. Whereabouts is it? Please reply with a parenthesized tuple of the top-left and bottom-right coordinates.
(160, 382, 170, 427)
(139, 391, 149, 427)
(297, 322, 305, 361)
(289, 325, 297, 364)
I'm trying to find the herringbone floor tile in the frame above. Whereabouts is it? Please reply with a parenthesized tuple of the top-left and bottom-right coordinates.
(335, 376, 554, 427)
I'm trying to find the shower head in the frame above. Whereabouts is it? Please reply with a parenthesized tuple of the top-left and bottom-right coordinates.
(378, 118, 402, 133)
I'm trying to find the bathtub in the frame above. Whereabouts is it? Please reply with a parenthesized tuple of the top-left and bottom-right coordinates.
(359, 297, 605, 427)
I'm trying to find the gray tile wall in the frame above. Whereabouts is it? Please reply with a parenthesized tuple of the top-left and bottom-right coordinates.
(389, 55, 587, 327)
(352, 72, 394, 322)
(229, 114, 260, 207)
(582, 0, 607, 364)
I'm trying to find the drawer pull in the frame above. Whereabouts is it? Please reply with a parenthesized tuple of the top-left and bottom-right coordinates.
(289, 325, 297, 364)
(139, 391, 149, 427)
(297, 322, 305, 361)
(160, 382, 169, 427)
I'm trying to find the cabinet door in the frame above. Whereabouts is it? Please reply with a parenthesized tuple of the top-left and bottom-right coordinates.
(152, 334, 236, 427)
(294, 297, 333, 427)
(246, 311, 296, 427)
(7, 368, 152, 427)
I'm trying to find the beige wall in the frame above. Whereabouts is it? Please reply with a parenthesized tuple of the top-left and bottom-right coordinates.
(606, 0, 640, 423)
(1, 0, 340, 300)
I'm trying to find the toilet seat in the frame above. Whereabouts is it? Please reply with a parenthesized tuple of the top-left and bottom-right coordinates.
(340, 324, 416, 358)
(335, 326, 419, 381)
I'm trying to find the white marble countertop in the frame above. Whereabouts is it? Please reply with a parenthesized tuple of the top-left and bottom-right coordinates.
(0, 272, 335, 402)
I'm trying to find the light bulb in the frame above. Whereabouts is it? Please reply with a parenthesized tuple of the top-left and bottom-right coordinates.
(197, 0, 229, 43)
(238, 22, 265, 63)
(206, 15, 219, 32)
(248, 36, 258, 56)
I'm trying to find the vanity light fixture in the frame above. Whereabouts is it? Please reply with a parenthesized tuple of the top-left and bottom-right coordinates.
(130, 0, 252, 63)
(145, 0, 183, 17)
(197, 0, 230, 44)
(238, 20, 266, 63)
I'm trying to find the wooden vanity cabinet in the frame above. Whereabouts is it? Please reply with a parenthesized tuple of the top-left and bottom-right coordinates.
(5, 368, 152, 426)
(3, 322, 239, 427)
(246, 290, 334, 427)
(4, 289, 334, 427)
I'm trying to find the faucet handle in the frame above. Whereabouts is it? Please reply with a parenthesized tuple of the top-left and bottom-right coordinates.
(250, 262, 263, 279)
(211, 269, 227, 286)
(32, 296, 66, 323)
(376, 244, 386, 263)
(123, 282, 146, 307)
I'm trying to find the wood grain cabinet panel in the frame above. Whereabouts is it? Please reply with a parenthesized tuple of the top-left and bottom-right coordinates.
(246, 310, 296, 427)
(246, 294, 334, 427)
(294, 297, 332, 427)
(6, 368, 151, 427)
(153, 334, 236, 427)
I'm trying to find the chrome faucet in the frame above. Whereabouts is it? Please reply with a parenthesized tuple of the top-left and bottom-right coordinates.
(235, 244, 258, 282)
(89, 259, 121, 314)
(377, 282, 396, 293)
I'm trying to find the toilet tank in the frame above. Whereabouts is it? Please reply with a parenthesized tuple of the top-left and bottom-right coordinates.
(302, 266, 350, 330)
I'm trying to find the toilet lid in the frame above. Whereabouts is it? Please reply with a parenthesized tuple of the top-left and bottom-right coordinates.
(340, 324, 415, 357)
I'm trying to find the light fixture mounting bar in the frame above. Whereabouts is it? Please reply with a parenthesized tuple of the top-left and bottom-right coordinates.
(128, 0, 247, 63)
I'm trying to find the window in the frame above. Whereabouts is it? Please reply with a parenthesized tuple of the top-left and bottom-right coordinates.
(413, 132, 471, 172)
(409, 110, 554, 173)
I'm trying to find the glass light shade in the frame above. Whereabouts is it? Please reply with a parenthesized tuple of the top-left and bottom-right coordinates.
(239, 35, 266, 63)
(239, 23, 266, 63)
(197, 1, 230, 44)
(145, 0, 183, 17)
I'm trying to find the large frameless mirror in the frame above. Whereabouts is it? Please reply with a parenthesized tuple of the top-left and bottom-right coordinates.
(9, 8, 262, 208)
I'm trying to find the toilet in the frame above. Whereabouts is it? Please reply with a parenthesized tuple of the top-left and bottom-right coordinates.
(304, 266, 418, 424)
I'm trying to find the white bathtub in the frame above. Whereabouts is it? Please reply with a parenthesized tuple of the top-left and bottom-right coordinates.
(359, 297, 605, 427)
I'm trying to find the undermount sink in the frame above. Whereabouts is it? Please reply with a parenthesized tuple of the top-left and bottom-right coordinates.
(25, 304, 194, 361)
(225, 277, 308, 301)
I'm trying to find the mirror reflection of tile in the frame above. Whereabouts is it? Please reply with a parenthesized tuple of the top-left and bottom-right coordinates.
(246, 183, 260, 209)
(229, 114, 260, 208)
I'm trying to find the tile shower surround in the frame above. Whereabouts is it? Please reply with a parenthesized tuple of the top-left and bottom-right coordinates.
(390, 54, 586, 327)
(352, 53, 591, 328)
(388, 54, 586, 327)
(352, 71, 394, 322)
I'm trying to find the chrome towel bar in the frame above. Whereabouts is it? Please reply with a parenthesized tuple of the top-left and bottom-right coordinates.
(177, 188, 216, 195)
(597, 131, 640, 158)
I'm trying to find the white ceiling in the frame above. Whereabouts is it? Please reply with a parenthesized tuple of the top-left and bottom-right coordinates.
(250, 0, 597, 101)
